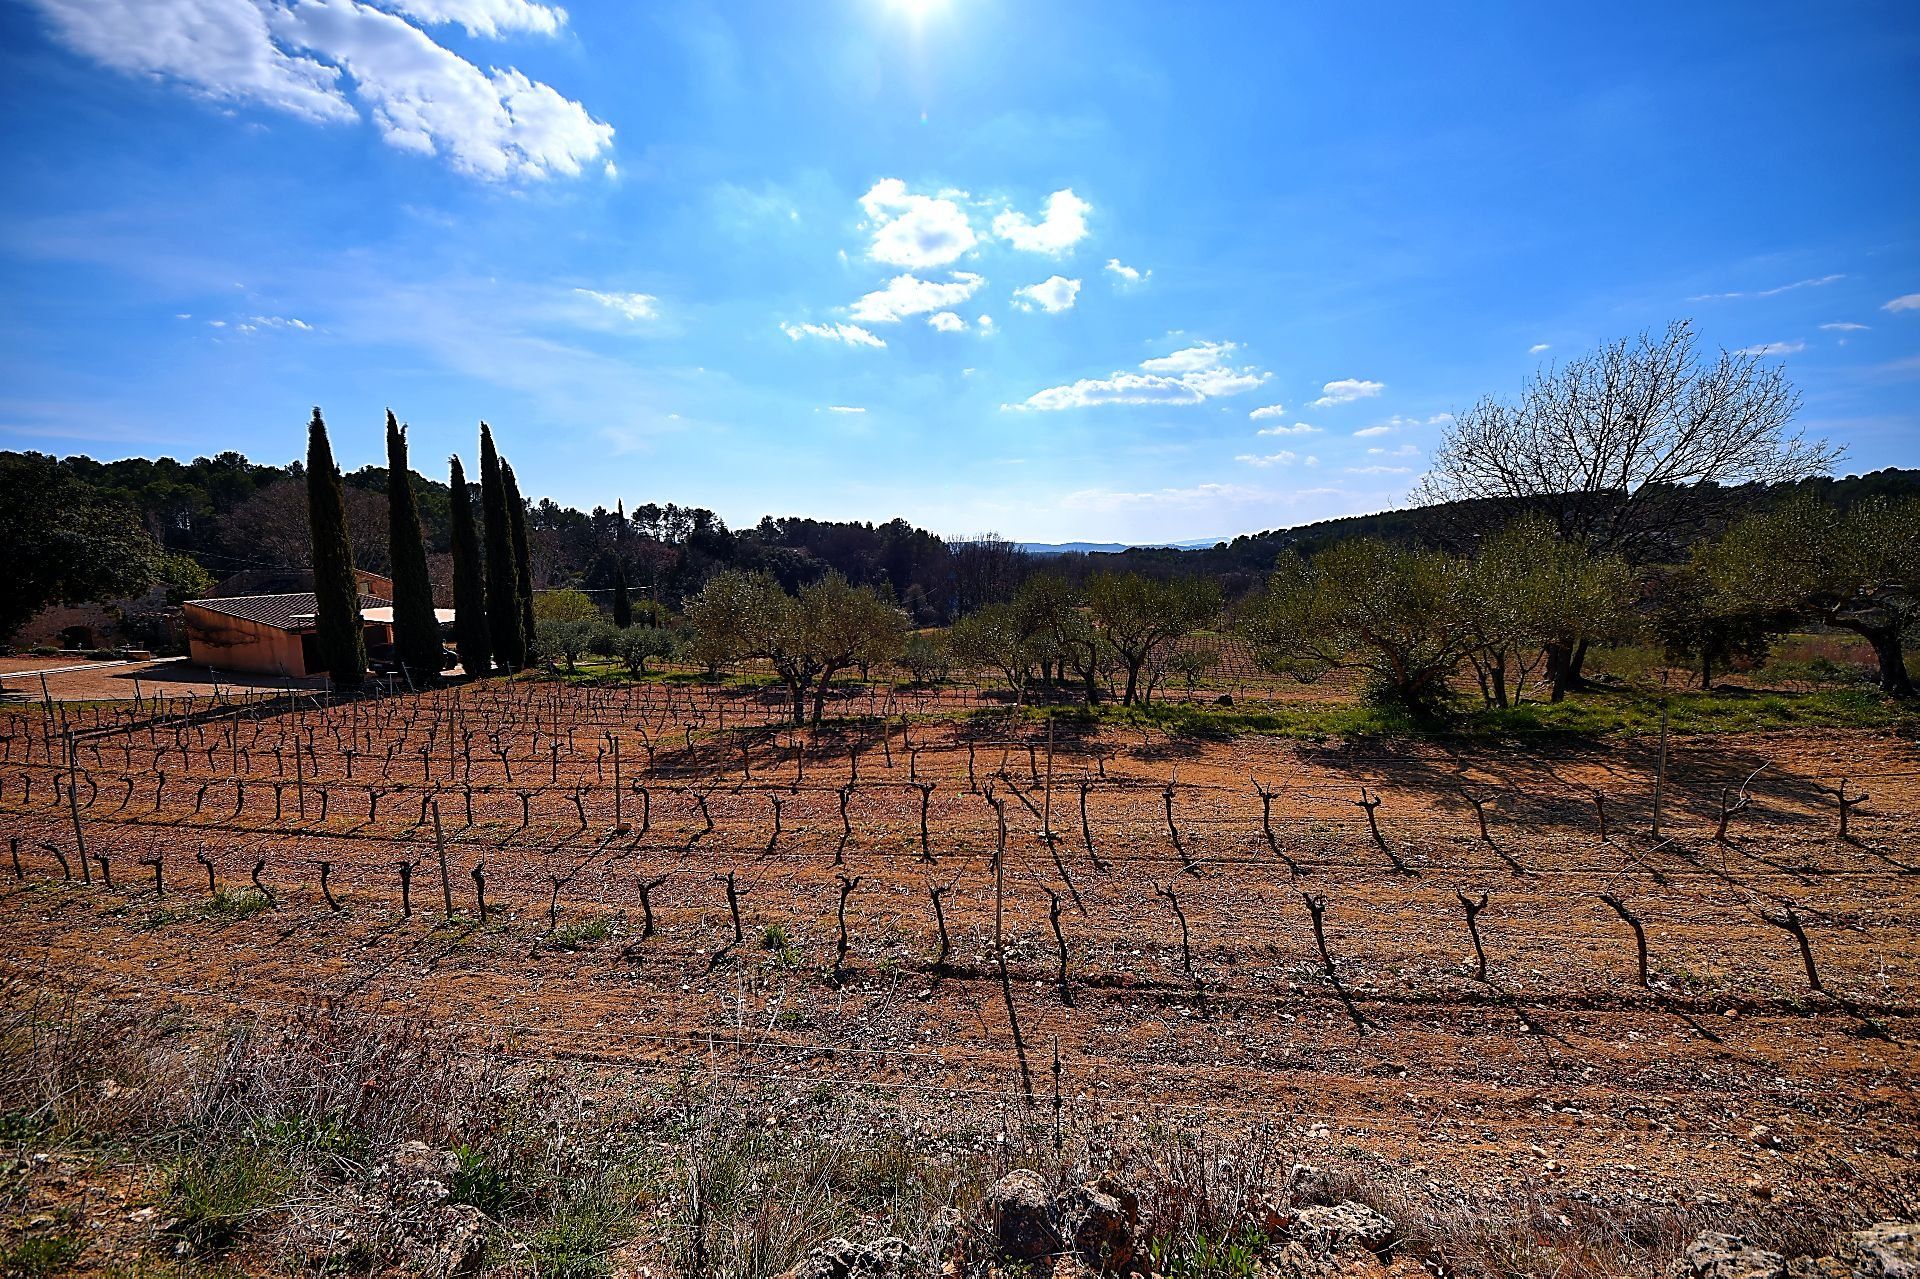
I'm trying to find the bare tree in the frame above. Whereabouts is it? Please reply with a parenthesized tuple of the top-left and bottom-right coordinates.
(1420, 320, 1832, 561)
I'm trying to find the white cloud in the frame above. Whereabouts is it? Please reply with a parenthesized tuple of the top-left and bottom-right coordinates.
(781, 321, 885, 349)
(1736, 340, 1806, 356)
(1368, 443, 1420, 457)
(28, 0, 612, 180)
(859, 178, 977, 268)
(1820, 322, 1869, 332)
(238, 314, 313, 331)
(1345, 464, 1413, 475)
(1013, 372, 1205, 411)
(977, 314, 994, 332)
(575, 288, 657, 320)
(1248, 404, 1286, 420)
(270, 1, 613, 180)
(850, 272, 984, 323)
(1011, 275, 1081, 313)
(993, 189, 1091, 255)
(1312, 378, 1385, 407)
(373, 0, 565, 37)
(27, 0, 356, 123)
(927, 311, 966, 332)
(1235, 451, 1298, 468)
(1256, 422, 1318, 436)
(1060, 482, 1257, 512)
(1105, 258, 1147, 284)
(1690, 274, 1844, 302)
(1009, 339, 1268, 411)
(1529, 343, 1550, 354)
(1350, 413, 1446, 437)
(826, 405, 865, 414)
(1884, 294, 1920, 313)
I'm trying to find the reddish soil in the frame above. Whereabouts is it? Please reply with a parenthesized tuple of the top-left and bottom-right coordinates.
(3, 678, 1917, 1228)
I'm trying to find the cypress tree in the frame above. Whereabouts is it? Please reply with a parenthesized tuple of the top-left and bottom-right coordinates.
(478, 423, 524, 671)
(448, 455, 490, 675)
(304, 407, 366, 690)
(385, 410, 442, 685)
(503, 460, 537, 657)
(611, 499, 632, 628)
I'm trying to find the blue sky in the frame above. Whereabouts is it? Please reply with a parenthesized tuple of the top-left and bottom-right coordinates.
(2, 0, 1916, 543)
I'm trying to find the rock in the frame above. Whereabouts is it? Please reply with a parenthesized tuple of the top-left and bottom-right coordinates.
(1684, 1231, 1787, 1279)
(1787, 1257, 1852, 1279)
(1294, 1200, 1395, 1258)
(984, 1169, 1063, 1263)
(1839, 1223, 1920, 1279)
(779, 1235, 918, 1279)
(410, 1204, 488, 1279)
(1056, 1174, 1136, 1273)
(1288, 1162, 1337, 1206)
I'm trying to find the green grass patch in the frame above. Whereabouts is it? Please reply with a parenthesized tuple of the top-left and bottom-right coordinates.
(0, 1231, 85, 1278)
(546, 915, 615, 950)
(163, 1146, 290, 1255)
(201, 888, 272, 919)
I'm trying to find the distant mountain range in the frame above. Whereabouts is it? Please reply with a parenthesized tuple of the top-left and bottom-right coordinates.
(1019, 537, 1230, 555)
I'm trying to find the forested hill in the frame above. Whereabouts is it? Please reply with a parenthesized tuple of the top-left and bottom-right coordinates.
(9, 446, 1917, 626)
(1107, 467, 1920, 582)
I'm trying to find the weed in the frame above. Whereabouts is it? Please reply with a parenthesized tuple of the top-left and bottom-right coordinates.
(548, 915, 614, 950)
(450, 1143, 515, 1216)
(0, 1231, 84, 1277)
(202, 889, 271, 919)
(163, 1145, 289, 1254)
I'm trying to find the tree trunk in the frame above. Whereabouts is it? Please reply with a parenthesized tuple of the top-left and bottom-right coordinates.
(1862, 626, 1914, 698)
(1700, 650, 1713, 690)
(790, 683, 808, 727)
(1490, 655, 1509, 708)
(1544, 642, 1572, 703)
(1122, 658, 1142, 706)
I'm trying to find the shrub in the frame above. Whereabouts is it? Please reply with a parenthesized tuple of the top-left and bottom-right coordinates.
(613, 625, 675, 677)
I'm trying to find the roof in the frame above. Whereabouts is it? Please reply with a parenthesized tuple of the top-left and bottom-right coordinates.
(185, 592, 390, 632)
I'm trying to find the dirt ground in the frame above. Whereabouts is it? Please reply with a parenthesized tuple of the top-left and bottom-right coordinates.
(3, 677, 1917, 1248)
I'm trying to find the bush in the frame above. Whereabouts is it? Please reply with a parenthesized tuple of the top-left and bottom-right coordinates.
(534, 589, 603, 624)
(898, 632, 951, 685)
(537, 619, 597, 672)
(613, 625, 674, 677)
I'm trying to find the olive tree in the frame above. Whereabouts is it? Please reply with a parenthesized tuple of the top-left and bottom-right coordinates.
(1704, 495, 1919, 697)
(613, 624, 674, 677)
(1083, 572, 1221, 706)
(1242, 539, 1476, 717)
(688, 570, 906, 723)
(948, 602, 1045, 698)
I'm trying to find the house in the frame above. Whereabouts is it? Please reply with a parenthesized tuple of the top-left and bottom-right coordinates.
(183, 590, 398, 678)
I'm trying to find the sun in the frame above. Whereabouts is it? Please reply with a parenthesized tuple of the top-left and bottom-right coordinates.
(887, 0, 946, 20)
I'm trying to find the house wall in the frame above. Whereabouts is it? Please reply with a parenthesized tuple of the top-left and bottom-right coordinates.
(183, 605, 311, 677)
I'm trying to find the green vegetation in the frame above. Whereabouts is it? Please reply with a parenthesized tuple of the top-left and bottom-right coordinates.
(303, 407, 367, 691)
(687, 570, 906, 724)
(0, 1230, 85, 1277)
(448, 452, 491, 676)
(0, 450, 161, 644)
(504, 460, 539, 662)
(202, 888, 273, 918)
(385, 409, 444, 685)
(479, 422, 526, 672)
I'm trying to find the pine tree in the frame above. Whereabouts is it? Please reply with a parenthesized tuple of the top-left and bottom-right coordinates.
(611, 499, 632, 628)
(304, 407, 366, 690)
(478, 423, 524, 671)
(503, 461, 538, 657)
(385, 410, 442, 685)
(448, 455, 490, 675)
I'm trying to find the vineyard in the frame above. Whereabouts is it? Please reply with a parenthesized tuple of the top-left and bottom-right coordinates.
(3, 666, 1918, 1272)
